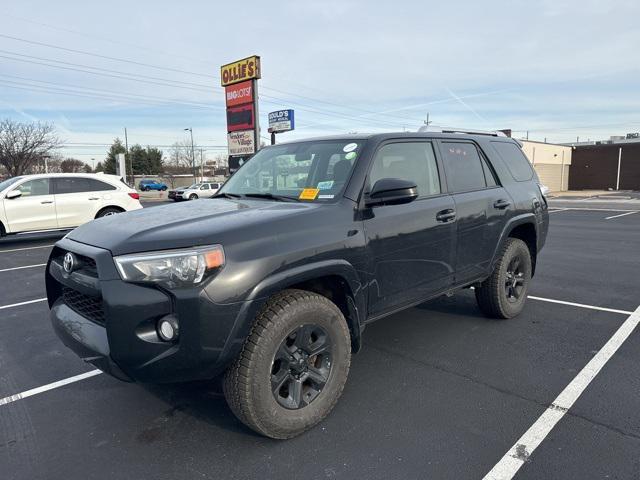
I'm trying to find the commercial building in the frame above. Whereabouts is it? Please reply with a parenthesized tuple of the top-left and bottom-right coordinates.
(519, 140, 572, 192)
(568, 140, 640, 190)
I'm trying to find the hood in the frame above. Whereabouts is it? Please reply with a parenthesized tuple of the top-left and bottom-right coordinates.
(68, 198, 321, 255)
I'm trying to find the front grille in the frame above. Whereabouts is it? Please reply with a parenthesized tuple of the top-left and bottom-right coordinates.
(62, 287, 105, 325)
(57, 252, 98, 277)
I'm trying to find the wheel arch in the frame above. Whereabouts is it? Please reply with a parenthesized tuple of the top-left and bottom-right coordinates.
(0, 219, 5, 236)
(494, 215, 538, 276)
(239, 260, 366, 354)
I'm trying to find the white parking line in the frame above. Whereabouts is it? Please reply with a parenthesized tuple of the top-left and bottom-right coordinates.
(0, 244, 55, 253)
(605, 211, 638, 221)
(0, 263, 46, 273)
(0, 370, 102, 406)
(547, 207, 639, 213)
(483, 305, 640, 480)
(528, 295, 633, 316)
(0, 298, 47, 310)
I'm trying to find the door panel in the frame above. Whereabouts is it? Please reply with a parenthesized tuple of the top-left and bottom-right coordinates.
(4, 178, 57, 232)
(364, 141, 456, 317)
(53, 177, 116, 227)
(439, 141, 511, 284)
(451, 189, 510, 283)
(365, 196, 457, 316)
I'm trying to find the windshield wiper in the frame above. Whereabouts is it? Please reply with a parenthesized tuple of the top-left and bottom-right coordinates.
(212, 192, 242, 199)
(242, 193, 301, 202)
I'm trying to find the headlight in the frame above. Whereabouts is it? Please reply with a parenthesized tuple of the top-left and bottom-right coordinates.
(114, 245, 225, 288)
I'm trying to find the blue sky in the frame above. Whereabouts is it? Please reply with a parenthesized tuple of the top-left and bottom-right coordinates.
(1, 0, 639, 164)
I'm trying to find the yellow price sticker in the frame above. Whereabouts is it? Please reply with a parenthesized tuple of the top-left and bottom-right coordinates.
(299, 188, 320, 200)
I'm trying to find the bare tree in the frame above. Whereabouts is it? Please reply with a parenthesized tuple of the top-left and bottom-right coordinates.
(168, 140, 197, 169)
(0, 119, 62, 176)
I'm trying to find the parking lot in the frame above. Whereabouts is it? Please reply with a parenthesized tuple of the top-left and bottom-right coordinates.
(1, 201, 639, 480)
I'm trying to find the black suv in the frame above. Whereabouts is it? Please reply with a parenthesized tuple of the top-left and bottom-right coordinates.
(47, 132, 548, 439)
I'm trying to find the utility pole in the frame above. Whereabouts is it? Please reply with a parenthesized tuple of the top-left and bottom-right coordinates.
(184, 128, 196, 183)
(423, 113, 432, 130)
(124, 127, 131, 185)
(200, 148, 205, 181)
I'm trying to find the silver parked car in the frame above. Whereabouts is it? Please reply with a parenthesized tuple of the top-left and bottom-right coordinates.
(173, 182, 221, 201)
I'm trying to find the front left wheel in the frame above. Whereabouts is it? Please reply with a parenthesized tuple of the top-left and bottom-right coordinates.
(189, 194, 198, 200)
(224, 289, 351, 439)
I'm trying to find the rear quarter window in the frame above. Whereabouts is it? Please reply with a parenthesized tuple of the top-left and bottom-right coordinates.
(491, 141, 533, 182)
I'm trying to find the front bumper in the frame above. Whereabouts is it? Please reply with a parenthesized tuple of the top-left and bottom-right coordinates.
(47, 238, 248, 383)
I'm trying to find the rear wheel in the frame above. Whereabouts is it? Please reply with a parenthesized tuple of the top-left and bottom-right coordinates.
(224, 289, 351, 439)
(96, 207, 122, 218)
(189, 194, 198, 200)
(475, 238, 532, 319)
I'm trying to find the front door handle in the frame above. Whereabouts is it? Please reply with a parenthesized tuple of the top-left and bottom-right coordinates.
(436, 209, 456, 222)
(40, 200, 54, 204)
(493, 199, 511, 209)
(88, 197, 100, 201)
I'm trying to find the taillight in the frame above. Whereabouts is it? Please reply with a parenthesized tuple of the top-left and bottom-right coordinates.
(128, 192, 140, 200)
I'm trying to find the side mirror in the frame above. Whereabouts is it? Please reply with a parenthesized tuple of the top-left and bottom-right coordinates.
(5, 190, 22, 200)
(365, 178, 418, 207)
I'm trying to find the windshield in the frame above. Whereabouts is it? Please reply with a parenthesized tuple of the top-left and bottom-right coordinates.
(220, 140, 364, 201)
(0, 176, 23, 192)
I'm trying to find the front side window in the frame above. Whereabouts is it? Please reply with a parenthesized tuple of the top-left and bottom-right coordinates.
(16, 178, 50, 196)
(220, 140, 365, 201)
(441, 142, 487, 193)
(201, 184, 210, 190)
(369, 142, 441, 197)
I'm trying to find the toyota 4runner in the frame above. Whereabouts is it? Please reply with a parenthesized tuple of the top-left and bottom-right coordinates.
(47, 131, 549, 439)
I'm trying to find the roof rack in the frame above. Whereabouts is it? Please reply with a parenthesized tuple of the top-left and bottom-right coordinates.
(418, 125, 507, 137)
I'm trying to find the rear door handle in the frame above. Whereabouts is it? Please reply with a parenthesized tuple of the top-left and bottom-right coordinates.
(493, 199, 511, 209)
(88, 197, 100, 200)
(436, 209, 456, 222)
(40, 201, 54, 204)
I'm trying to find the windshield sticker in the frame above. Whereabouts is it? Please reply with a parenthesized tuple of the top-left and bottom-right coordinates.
(299, 188, 320, 200)
(345, 151, 357, 160)
(317, 180, 334, 190)
(343, 143, 358, 153)
(318, 194, 334, 199)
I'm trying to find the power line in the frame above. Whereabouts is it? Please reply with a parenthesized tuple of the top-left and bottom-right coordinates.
(0, 74, 223, 110)
(0, 33, 425, 123)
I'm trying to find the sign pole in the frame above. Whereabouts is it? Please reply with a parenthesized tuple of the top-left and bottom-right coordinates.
(253, 78, 260, 152)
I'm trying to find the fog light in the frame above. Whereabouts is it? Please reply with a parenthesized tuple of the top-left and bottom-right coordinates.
(157, 316, 179, 342)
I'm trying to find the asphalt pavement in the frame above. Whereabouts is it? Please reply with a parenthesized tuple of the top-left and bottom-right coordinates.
(1, 200, 639, 479)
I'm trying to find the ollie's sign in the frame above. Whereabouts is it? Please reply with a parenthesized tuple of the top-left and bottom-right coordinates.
(220, 56, 261, 87)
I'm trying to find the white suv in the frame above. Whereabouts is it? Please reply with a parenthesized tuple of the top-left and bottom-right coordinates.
(0, 173, 142, 236)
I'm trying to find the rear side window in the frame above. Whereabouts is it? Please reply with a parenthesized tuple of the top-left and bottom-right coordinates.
(369, 142, 441, 197)
(441, 142, 487, 193)
(491, 141, 533, 181)
(55, 177, 116, 193)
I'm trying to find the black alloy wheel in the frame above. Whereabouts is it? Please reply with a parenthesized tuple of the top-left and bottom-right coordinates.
(504, 256, 526, 303)
(271, 324, 333, 410)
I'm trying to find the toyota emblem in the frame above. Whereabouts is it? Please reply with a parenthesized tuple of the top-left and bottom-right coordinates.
(63, 252, 76, 273)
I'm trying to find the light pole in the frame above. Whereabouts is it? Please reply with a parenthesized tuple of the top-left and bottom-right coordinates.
(184, 128, 196, 182)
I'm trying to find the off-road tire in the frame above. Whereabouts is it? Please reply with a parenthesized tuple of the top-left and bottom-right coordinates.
(475, 238, 532, 319)
(223, 289, 351, 439)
